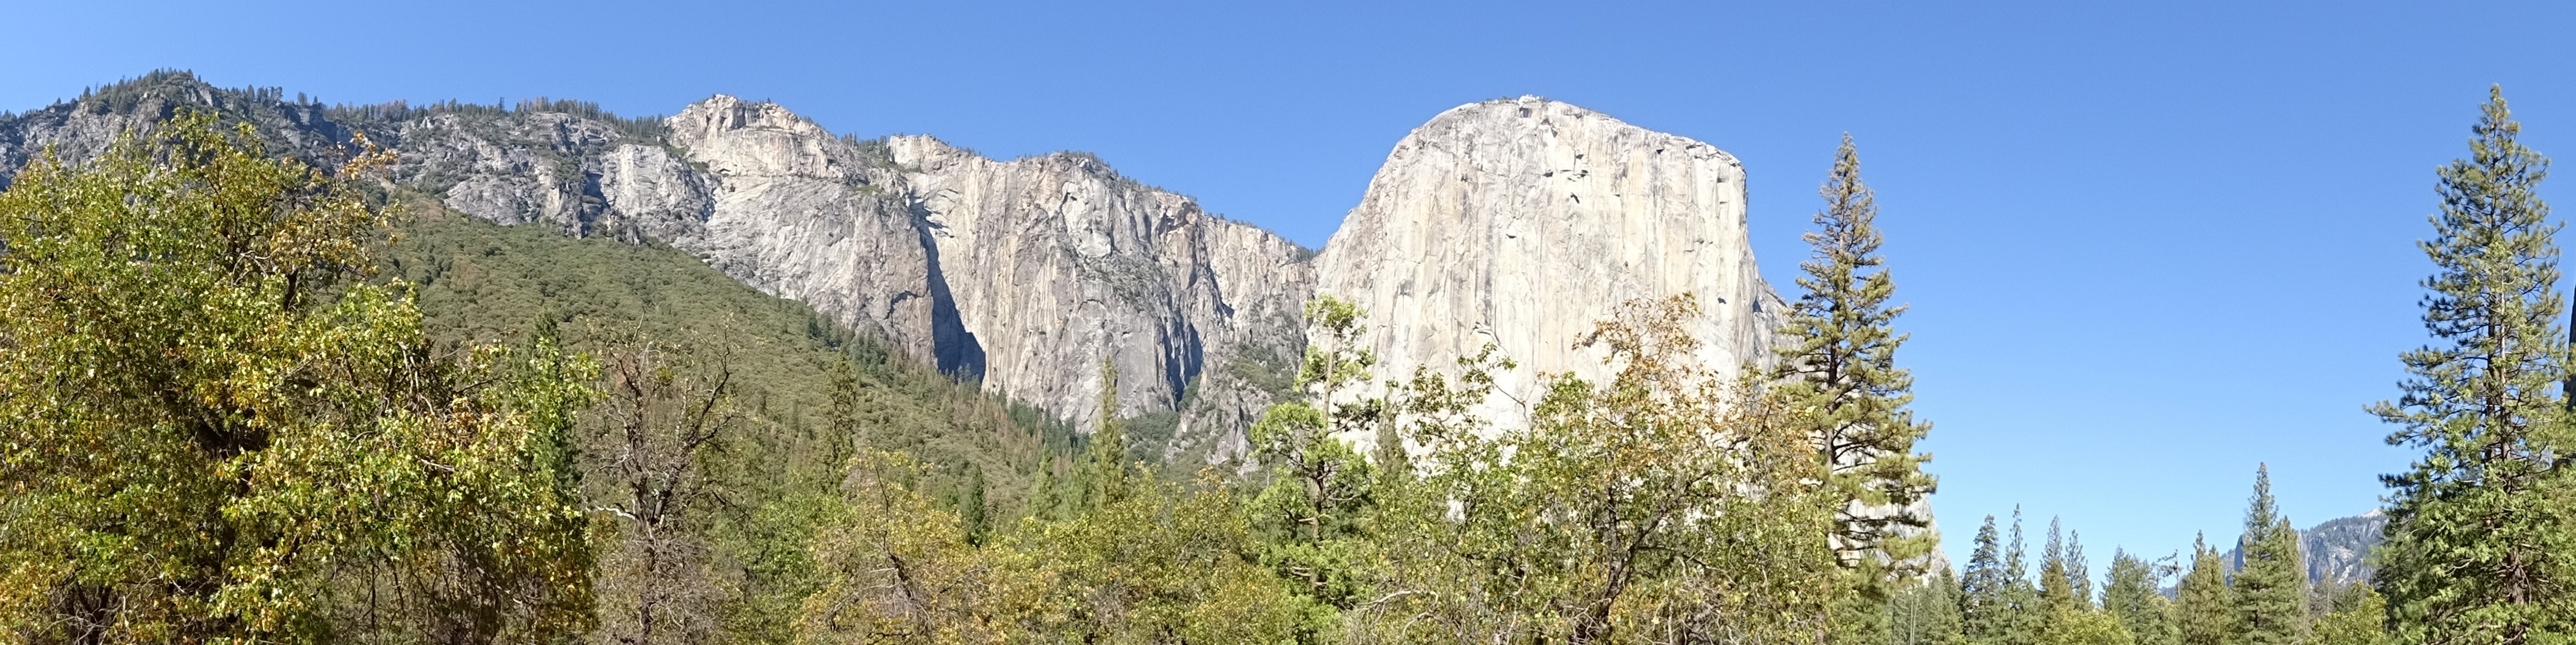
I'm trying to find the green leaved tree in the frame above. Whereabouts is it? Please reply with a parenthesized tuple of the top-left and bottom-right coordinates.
(2369, 85, 2576, 645)
(0, 112, 596, 644)
(1359, 295, 1837, 644)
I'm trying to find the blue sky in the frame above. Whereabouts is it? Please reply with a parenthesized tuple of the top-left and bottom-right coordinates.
(9, 1, 2574, 575)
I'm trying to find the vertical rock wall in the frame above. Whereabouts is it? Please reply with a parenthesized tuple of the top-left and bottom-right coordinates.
(1314, 96, 1785, 425)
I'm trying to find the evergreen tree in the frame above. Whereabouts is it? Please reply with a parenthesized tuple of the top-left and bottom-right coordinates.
(1776, 134, 1939, 586)
(2043, 518, 2075, 609)
(2369, 85, 2576, 645)
(2003, 509, 2046, 645)
(2234, 465, 2311, 645)
(2066, 531, 2092, 612)
(1078, 360, 1130, 511)
(1965, 515, 2014, 644)
(2104, 549, 2178, 645)
(2176, 535, 2236, 645)
(1247, 296, 1385, 612)
(961, 464, 990, 545)
(1893, 570, 1967, 645)
(2312, 582, 2391, 645)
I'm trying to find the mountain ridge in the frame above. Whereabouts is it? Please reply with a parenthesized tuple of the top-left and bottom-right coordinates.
(0, 72, 1789, 465)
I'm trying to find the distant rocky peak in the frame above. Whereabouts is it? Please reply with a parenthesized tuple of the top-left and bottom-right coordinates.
(672, 94, 830, 138)
(669, 96, 870, 179)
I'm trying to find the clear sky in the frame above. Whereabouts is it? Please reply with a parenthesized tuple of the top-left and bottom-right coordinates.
(9, 1, 2574, 574)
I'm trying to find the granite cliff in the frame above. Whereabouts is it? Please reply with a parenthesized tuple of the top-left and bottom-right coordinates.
(2225, 510, 2386, 588)
(0, 73, 1785, 463)
(1315, 96, 1785, 426)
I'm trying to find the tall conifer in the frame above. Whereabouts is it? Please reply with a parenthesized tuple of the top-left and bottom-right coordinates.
(1079, 361, 1130, 510)
(2001, 509, 2044, 645)
(2176, 536, 2235, 645)
(2065, 530, 2092, 612)
(2042, 518, 2075, 609)
(1964, 515, 2012, 644)
(1777, 134, 1939, 584)
(2370, 85, 2576, 645)
(2105, 549, 2177, 645)
(2234, 465, 2309, 645)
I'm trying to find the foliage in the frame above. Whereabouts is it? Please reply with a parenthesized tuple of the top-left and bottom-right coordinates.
(2369, 84, 2576, 645)
(0, 112, 593, 643)
(2233, 465, 2309, 645)
(585, 337, 749, 645)
(1963, 515, 2015, 644)
(796, 450, 1048, 644)
(1246, 296, 1387, 615)
(2042, 606, 2134, 645)
(2101, 549, 2176, 645)
(1889, 571, 1965, 645)
(2314, 583, 2391, 645)
(1775, 134, 1939, 586)
(1357, 295, 1837, 644)
(2174, 536, 2234, 645)
(2001, 511, 2045, 645)
(798, 451, 1313, 645)
(381, 192, 1087, 645)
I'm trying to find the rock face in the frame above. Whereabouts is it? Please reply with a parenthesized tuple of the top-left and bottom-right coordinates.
(2226, 510, 2385, 586)
(0, 76, 1785, 465)
(874, 130, 1312, 454)
(1314, 96, 1785, 423)
(587, 95, 1313, 454)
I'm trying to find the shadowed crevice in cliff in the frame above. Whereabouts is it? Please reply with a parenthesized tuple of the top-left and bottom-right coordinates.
(1168, 322, 1206, 411)
(910, 213, 986, 380)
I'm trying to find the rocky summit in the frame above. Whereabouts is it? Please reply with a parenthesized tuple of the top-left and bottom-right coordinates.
(1315, 96, 1785, 427)
(0, 73, 1786, 462)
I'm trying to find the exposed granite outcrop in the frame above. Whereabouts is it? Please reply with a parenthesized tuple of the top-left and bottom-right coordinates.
(1313, 96, 1786, 425)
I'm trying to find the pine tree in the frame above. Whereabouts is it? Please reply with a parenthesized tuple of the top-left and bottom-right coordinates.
(1079, 360, 1130, 511)
(961, 464, 990, 545)
(2176, 535, 2235, 645)
(2104, 549, 2177, 645)
(1776, 134, 1939, 586)
(1247, 296, 1386, 611)
(2067, 532, 2092, 612)
(1893, 570, 1966, 645)
(2369, 85, 2576, 645)
(1965, 515, 2014, 644)
(2043, 518, 2076, 609)
(2234, 465, 2310, 645)
(2003, 509, 2046, 645)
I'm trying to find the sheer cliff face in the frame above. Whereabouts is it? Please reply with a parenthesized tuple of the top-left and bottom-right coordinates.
(658, 97, 940, 364)
(878, 133, 1311, 449)
(1315, 96, 1785, 420)
(640, 96, 1312, 453)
